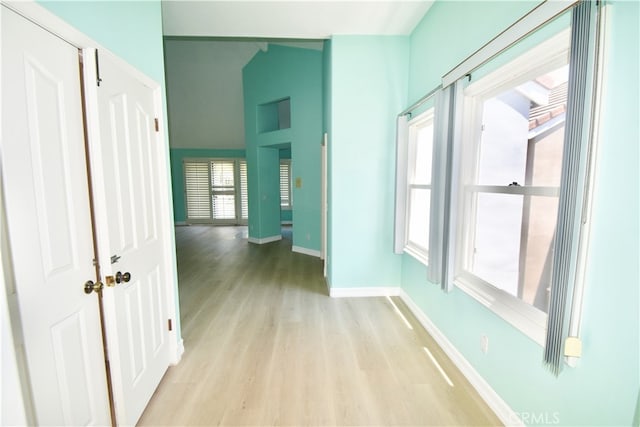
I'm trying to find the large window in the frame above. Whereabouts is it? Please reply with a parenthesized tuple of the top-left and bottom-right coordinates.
(405, 108, 435, 263)
(184, 158, 248, 224)
(456, 31, 570, 318)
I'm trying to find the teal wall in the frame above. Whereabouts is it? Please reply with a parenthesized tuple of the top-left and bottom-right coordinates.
(327, 36, 408, 288)
(38, 1, 165, 84)
(242, 45, 323, 251)
(170, 149, 246, 223)
(401, 1, 640, 425)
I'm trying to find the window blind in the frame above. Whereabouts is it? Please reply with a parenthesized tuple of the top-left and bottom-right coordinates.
(280, 160, 291, 208)
(240, 160, 248, 220)
(184, 162, 210, 220)
(544, 0, 599, 376)
(211, 160, 236, 220)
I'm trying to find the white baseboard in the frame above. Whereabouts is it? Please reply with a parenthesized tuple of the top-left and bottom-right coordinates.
(174, 221, 188, 226)
(171, 338, 184, 366)
(329, 286, 401, 298)
(248, 235, 282, 244)
(281, 221, 293, 225)
(399, 290, 523, 427)
(292, 245, 321, 258)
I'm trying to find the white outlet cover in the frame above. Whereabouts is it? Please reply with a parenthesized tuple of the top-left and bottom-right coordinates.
(481, 335, 489, 354)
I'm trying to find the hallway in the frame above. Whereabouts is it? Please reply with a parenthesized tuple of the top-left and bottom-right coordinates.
(138, 225, 501, 426)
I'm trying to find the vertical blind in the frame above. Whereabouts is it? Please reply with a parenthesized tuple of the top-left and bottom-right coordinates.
(544, 0, 599, 375)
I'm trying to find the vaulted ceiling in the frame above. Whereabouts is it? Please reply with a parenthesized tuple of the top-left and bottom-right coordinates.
(161, 1, 434, 149)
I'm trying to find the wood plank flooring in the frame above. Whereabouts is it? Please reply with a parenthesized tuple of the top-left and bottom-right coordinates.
(138, 225, 501, 426)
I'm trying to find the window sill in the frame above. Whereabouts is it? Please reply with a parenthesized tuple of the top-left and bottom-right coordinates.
(454, 273, 547, 346)
(404, 245, 428, 267)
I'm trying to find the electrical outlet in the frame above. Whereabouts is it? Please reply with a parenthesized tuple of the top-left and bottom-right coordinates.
(481, 335, 489, 354)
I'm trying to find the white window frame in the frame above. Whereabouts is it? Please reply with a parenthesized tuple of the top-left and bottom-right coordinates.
(453, 29, 571, 345)
(404, 108, 435, 265)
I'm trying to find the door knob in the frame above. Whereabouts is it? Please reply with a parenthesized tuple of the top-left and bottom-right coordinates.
(84, 280, 103, 294)
(105, 271, 131, 287)
(115, 271, 131, 284)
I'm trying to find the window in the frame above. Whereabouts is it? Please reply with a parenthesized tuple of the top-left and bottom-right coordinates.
(449, 0, 602, 360)
(405, 108, 435, 263)
(459, 34, 569, 309)
(454, 30, 571, 342)
(210, 160, 236, 220)
(184, 158, 248, 224)
(279, 159, 292, 209)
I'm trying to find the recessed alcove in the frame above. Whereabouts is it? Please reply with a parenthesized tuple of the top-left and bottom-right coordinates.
(257, 97, 291, 133)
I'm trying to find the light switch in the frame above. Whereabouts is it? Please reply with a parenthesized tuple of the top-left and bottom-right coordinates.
(295, 177, 302, 188)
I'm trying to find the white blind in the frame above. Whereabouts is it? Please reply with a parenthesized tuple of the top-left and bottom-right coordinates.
(184, 162, 211, 220)
(211, 160, 236, 220)
(240, 160, 248, 220)
(280, 160, 291, 208)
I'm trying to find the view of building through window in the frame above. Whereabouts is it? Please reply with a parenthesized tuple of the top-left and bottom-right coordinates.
(470, 65, 568, 313)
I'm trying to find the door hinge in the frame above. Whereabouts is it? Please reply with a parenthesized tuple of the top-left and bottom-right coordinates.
(154, 118, 159, 132)
(168, 319, 172, 331)
(95, 50, 103, 87)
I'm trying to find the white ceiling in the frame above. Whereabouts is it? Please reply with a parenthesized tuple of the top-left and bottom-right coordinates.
(161, 1, 434, 38)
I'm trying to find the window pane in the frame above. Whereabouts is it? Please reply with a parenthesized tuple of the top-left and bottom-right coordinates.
(212, 194, 236, 219)
(407, 188, 431, 251)
(210, 160, 237, 221)
(211, 160, 235, 189)
(470, 192, 559, 313)
(477, 65, 568, 187)
(412, 120, 434, 185)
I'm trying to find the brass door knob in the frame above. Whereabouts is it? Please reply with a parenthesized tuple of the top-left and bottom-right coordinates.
(84, 280, 103, 294)
(115, 271, 131, 284)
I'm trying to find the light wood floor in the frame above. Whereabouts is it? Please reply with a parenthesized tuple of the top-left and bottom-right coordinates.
(138, 225, 501, 426)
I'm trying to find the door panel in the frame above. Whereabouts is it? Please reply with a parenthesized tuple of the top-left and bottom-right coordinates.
(95, 51, 170, 426)
(106, 94, 137, 254)
(1, 6, 111, 426)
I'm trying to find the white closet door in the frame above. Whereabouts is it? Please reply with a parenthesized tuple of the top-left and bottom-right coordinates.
(1, 6, 111, 426)
(91, 50, 171, 427)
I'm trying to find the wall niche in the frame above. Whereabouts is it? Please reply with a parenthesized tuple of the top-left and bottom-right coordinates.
(257, 97, 291, 133)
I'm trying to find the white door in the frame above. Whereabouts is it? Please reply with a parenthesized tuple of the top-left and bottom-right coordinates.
(90, 51, 171, 426)
(0, 6, 111, 426)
